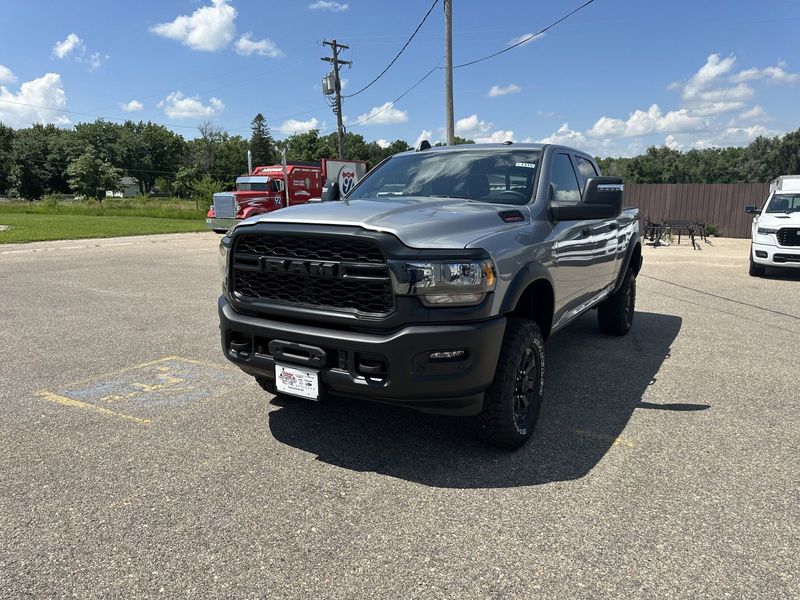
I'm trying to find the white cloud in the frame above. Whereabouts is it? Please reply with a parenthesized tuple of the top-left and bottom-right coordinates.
(0, 65, 16, 84)
(692, 125, 775, 149)
(53, 33, 84, 59)
(732, 62, 799, 84)
(0, 73, 69, 128)
(278, 117, 319, 134)
(415, 129, 433, 147)
(51, 33, 107, 71)
(475, 130, 515, 144)
(375, 139, 390, 149)
(508, 32, 543, 47)
(234, 33, 283, 58)
(150, 0, 237, 52)
(157, 92, 224, 119)
(455, 114, 490, 136)
(664, 134, 681, 151)
(309, 1, 349, 11)
(120, 100, 144, 112)
(539, 123, 588, 146)
(356, 102, 408, 125)
(488, 83, 521, 97)
(588, 104, 707, 138)
(734, 105, 769, 123)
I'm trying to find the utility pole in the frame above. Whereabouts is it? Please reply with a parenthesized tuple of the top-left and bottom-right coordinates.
(444, 0, 454, 145)
(321, 39, 351, 159)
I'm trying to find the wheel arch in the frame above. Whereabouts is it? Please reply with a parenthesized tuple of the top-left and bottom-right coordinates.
(501, 266, 555, 340)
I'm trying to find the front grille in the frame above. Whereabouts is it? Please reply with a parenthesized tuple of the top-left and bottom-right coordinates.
(776, 227, 800, 247)
(213, 194, 236, 218)
(773, 254, 800, 264)
(231, 233, 395, 315)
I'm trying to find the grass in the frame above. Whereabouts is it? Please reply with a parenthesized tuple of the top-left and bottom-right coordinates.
(0, 213, 207, 244)
(0, 196, 207, 220)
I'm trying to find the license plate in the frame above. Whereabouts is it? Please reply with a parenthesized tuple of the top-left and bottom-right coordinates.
(275, 363, 319, 400)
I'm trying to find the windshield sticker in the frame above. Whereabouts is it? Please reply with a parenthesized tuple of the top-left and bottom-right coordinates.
(515, 162, 537, 169)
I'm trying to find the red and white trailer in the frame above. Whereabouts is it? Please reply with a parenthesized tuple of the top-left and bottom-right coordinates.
(206, 158, 367, 233)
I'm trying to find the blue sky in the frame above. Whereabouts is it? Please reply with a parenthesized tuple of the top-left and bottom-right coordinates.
(0, 0, 798, 156)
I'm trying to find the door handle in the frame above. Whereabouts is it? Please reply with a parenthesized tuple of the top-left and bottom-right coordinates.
(581, 228, 592, 237)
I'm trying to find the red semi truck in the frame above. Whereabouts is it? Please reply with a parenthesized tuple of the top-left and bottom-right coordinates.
(206, 158, 367, 233)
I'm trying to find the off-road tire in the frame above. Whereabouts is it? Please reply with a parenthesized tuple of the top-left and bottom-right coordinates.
(597, 267, 636, 336)
(255, 376, 276, 394)
(474, 316, 545, 450)
(749, 250, 765, 277)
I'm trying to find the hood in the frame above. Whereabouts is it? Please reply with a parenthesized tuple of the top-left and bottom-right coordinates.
(242, 197, 530, 248)
(758, 211, 800, 227)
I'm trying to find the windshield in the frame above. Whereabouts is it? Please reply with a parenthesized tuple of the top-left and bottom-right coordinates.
(237, 180, 280, 192)
(348, 150, 541, 205)
(766, 194, 800, 213)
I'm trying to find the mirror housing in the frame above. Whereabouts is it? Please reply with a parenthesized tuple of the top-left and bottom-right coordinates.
(320, 181, 340, 202)
(745, 205, 761, 215)
(550, 176, 623, 221)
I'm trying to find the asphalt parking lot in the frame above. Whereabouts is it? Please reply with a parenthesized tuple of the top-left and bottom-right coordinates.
(1, 232, 797, 598)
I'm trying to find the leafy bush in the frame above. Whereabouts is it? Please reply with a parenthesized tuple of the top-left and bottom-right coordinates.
(704, 223, 719, 237)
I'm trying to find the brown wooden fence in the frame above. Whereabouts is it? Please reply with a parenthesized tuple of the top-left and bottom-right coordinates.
(625, 183, 769, 238)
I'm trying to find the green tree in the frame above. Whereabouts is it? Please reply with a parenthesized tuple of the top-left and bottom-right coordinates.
(66, 151, 123, 201)
(0, 123, 14, 194)
(250, 113, 277, 167)
(10, 125, 68, 199)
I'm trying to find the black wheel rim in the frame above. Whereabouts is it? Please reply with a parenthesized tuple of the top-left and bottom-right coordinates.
(513, 347, 540, 427)
(624, 282, 634, 326)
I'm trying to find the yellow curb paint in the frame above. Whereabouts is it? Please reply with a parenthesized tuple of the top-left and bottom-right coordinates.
(36, 390, 151, 425)
(573, 428, 635, 448)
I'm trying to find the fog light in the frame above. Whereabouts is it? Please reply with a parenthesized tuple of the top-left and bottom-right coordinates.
(755, 250, 767, 258)
(429, 350, 467, 360)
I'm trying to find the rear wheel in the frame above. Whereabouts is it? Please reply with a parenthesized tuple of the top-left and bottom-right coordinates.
(598, 267, 636, 336)
(474, 316, 545, 450)
(749, 249, 766, 277)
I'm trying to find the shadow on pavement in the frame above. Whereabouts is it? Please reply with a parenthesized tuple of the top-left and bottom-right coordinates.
(267, 311, 686, 489)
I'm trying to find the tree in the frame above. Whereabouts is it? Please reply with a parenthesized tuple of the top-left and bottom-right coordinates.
(10, 124, 68, 199)
(66, 151, 123, 201)
(250, 114, 277, 166)
(0, 123, 14, 195)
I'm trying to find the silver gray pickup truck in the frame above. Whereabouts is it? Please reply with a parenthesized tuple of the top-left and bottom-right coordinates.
(217, 142, 642, 449)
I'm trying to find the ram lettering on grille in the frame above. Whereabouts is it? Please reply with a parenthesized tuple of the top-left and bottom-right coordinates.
(232, 234, 395, 315)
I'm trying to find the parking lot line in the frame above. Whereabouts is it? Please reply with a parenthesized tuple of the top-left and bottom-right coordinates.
(36, 390, 151, 425)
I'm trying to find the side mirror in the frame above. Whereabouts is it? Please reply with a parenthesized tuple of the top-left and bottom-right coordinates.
(745, 205, 761, 215)
(321, 181, 340, 202)
(550, 176, 623, 221)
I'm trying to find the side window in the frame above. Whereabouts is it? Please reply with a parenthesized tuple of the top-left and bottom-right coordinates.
(574, 156, 598, 185)
(550, 153, 581, 203)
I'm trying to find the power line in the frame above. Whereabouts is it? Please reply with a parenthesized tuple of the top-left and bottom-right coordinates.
(343, 0, 439, 98)
(326, 59, 442, 133)
(452, 0, 597, 69)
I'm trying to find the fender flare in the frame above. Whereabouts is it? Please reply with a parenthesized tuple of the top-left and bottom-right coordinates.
(499, 261, 555, 315)
(612, 231, 642, 293)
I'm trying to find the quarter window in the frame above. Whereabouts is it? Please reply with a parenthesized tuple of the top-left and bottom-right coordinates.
(550, 153, 581, 203)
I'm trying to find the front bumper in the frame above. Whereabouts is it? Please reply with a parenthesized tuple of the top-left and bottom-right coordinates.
(219, 297, 506, 415)
(752, 241, 800, 268)
(206, 217, 239, 232)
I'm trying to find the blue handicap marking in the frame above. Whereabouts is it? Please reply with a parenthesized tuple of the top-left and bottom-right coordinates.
(55, 356, 246, 421)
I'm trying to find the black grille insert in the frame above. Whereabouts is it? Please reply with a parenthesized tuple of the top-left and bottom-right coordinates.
(777, 227, 800, 247)
(232, 233, 395, 315)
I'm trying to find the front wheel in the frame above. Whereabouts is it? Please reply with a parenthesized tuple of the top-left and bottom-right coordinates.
(597, 267, 636, 336)
(749, 250, 765, 277)
(474, 316, 545, 450)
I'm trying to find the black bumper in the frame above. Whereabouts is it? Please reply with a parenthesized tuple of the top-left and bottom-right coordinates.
(219, 297, 506, 416)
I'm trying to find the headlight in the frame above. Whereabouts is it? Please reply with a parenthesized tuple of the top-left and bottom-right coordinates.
(218, 237, 231, 290)
(389, 258, 496, 307)
(757, 227, 777, 235)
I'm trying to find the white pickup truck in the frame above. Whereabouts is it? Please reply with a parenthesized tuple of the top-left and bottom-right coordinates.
(747, 175, 800, 276)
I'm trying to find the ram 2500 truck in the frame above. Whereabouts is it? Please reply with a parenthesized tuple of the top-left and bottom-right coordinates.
(217, 143, 642, 449)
